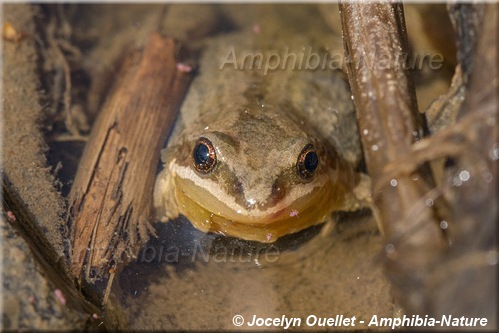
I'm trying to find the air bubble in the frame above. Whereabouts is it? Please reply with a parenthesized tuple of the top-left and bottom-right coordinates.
(439, 221, 448, 229)
(385, 243, 395, 253)
(490, 145, 499, 161)
(453, 174, 463, 186)
(390, 179, 398, 187)
(459, 170, 470, 182)
(371, 145, 379, 151)
(425, 198, 434, 207)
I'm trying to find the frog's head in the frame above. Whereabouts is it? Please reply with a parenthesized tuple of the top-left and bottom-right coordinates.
(163, 110, 356, 243)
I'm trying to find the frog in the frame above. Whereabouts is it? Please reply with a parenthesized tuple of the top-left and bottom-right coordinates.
(153, 4, 372, 243)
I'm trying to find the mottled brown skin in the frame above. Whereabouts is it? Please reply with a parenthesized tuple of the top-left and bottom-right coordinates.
(154, 5, 367, 242)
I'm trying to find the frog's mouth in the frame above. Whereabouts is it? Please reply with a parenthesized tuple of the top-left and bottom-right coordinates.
(173, 175, 344, 243)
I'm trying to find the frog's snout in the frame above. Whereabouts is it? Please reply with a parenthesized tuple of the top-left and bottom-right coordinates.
(242, 177, 289, 211)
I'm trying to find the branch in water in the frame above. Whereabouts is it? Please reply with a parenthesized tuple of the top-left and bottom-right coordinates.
(339, 1, 447, 312)
(67, 33, 194, 287)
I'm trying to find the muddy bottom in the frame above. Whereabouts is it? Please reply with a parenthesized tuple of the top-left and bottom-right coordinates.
(117, 212, 392, 330)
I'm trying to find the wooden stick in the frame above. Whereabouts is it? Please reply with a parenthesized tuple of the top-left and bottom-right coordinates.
(67, 33, 193, 281)
(339, 2, 447, 312)
(431, 4, 497, 319)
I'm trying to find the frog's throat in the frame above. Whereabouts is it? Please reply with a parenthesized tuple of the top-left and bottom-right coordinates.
(172, 167, 346, 243)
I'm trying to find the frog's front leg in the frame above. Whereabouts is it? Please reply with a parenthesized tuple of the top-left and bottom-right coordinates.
(320, 172, 383, 238)
(352, 172, 383, 236)
(153, 158, 180, 222)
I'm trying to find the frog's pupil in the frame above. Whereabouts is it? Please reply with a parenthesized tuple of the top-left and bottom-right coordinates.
(194, 143, 210, 165)
(304, 151, 318, 172)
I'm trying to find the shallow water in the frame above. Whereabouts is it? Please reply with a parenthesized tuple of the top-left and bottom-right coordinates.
(34, 3, 454, 330)
(106, 5, 395, 329)
(117, 211, 393, 330)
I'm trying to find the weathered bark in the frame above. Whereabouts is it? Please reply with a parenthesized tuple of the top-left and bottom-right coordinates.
(67, 33, 193, 284)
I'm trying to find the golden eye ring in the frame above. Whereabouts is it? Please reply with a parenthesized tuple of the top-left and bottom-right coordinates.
(296, 144, 319, 179)
(192, 137, 217, 173)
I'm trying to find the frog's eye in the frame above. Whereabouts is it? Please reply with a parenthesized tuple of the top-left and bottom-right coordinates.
(296, 144, 319, 179)
(193, 137, 217, 173)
